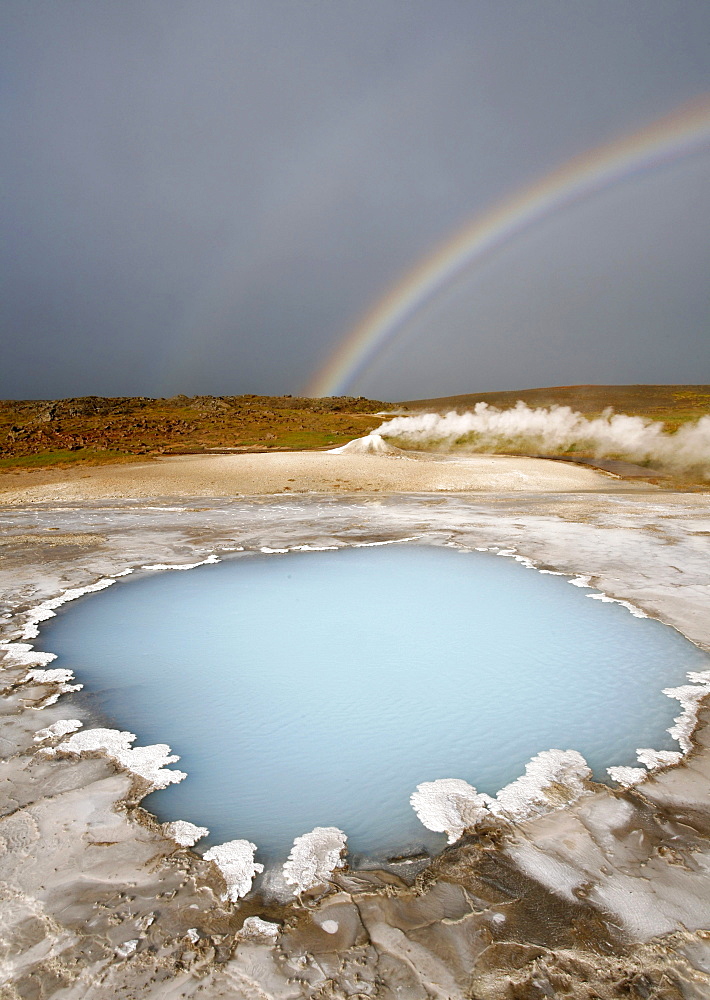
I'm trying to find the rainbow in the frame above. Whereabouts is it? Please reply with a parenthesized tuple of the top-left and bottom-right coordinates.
(305, 96, 710, 397)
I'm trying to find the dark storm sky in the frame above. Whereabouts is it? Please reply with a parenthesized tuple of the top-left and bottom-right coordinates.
(2, 1, 709, 400)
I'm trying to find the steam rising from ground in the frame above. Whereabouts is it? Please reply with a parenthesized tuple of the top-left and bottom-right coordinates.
(377, 403, 710, 478)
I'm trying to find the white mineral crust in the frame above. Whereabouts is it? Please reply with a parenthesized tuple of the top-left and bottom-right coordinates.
(283, 826, 347, 892)
(238, 916, 280, 940)
(23, 668, 82, 706)
(19, 578, 116, 640)
(141, 554, 220, 571)
(43, 728, 186, 789)
(25, 668, 73, 684)
(33, 719, 83, 743)
(412, 751, 593, 842)
(203, 840, 263, 901)
(493, 749, 592, 820)
(607, 766, 647, 786)
(0, 642, 56, 669)
(664, 670, 710, 752)
(635, 747, 683, 770)
(410, 779, 494, 844)
(329, 433, 403, 455)
(115, 939, 139, 958)
(162, 820, 209, 847)
(587, 591, 647, 618)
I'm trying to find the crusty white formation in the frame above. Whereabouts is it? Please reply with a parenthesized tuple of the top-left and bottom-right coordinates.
(25, 667, 78, 686)
(607, 686, 707, 786)
(0, 641, 56, 669)
(587, 591, 647, 618)
(410, 779, 494, 844)
(23, 667, 82, 706)
(238, 916, 280, 940)
(606, 766, 647, 787)
(329, 433, 404, 455)
(203, 840, 263, 901)
(664, 670, 710, 752)
(494, 749, 592, 820)
(41, 727, 186, 790)
(33, 719, 83, 743)
(141, 554, 220, 571)
(635, 747, 683, 770)
(19, 578, 117, 640)
(283, 826, 347, 893)
(162, 820, 209, 847)
(412, 750, 593, 842)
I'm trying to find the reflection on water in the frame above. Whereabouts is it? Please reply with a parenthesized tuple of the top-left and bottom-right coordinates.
(36, 544, 710, 863)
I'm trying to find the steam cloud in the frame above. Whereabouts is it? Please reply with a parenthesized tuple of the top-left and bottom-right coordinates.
(377, 402, 710, 478)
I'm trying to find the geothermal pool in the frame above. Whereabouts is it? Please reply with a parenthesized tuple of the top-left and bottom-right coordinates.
(37, 544, 710, 864)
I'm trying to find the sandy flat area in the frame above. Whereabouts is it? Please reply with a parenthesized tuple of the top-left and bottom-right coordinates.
(0, 450, 627, 503)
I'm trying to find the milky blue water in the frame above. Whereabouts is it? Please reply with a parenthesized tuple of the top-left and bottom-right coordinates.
(36, 544, 709, 864)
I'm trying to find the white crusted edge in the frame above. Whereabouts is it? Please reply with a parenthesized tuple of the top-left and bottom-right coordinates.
(606, 766, 648, 787)
(283, 826, 347, 893)
(141, 554, 221, 571)
(663, 670, 710, 752)
(203, 840, 264, 901)
(21, 668, 83, 708)
(162, 820, 210, 847)
(409, 779, 494, 844)
(263, 538, 421, 554)
(635, 747, 684, 769)
(0, 540, 416, 675)
(0, 643, 56, 670)
(0, 575, 131, 674)
(0, 559, 222, 673)
(495, 749, 592, 819)
(20, 577, 120, 641)
(469, 543, 647, 616)
(610, 745, 686, 785)
(412, 750, 592, 843)
(587, 591, 648, 619)
(39, 728, 187, 791)
(33, 719, 83, 743)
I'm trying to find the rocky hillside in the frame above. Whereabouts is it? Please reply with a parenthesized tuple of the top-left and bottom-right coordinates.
(0, 394, 388, 469)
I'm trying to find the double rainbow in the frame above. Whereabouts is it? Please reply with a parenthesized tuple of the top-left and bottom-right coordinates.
(305, 96, 710, 397)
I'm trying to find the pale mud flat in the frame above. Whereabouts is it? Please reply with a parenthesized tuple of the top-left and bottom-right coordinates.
(1, 451, 710, 999)
(0, 449, 627, 504)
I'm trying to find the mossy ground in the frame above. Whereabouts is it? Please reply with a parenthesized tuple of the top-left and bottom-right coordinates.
(0, 395, 387, 469)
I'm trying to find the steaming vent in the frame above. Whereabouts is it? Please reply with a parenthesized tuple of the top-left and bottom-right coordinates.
(373, 403, 710, 478)
(329, 433, 405, 456)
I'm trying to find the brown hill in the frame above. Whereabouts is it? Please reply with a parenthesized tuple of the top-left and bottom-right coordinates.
(397, 384, 710, 429)
(0, 394, 390, 470)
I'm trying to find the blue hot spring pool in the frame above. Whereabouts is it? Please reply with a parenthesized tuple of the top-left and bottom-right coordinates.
(36, 544, 709, 864)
